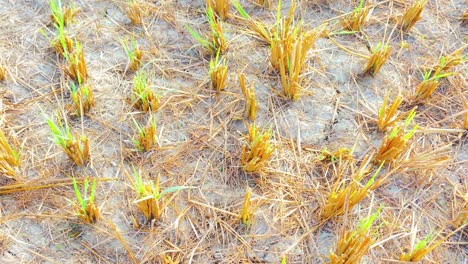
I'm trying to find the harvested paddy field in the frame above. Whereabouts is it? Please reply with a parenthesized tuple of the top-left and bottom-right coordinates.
(0, 0, 467, 263)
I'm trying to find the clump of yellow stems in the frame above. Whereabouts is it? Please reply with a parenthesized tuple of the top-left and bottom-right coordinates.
(399, 0, 427, 32)
(162, 254, 180, 264)
(400, 234, 445, 262)
(0, 130, 20, 178)
(64, 41, 88, 83)
(239, 188, 254, 226)
(240, 124, 275, 173)
(270, 0, 323, 100)
(364, 42, 391, 76)
(209, 51, 228, 91)
(341, 0, 369, 32)
(125, 0, 146, 25)
(431, 48, 466, 75)
(46, 116, 90, 166)
(49, 0, 78, 27)
(375, 109, 418, 164)
(413, 70, 452, 102)
(68, 82, 94, 117)
(318, 147, 353, 163)
(131, 70, 160, 112)
(329, 209, 381, 263)
(132, 115, 157, 151)
(130, 169, 189, 221)
(320, 156, 384, 219)
(122, 38, 142, 72)
(377, 94, 405, 132)
(185, 7, 227, 54)
(233, 0, 271, 43)
(239, 73, 257, 121)
(72, 177, 99, 223)
(206, 0, 230, 20)
(0, 65, 5, 82)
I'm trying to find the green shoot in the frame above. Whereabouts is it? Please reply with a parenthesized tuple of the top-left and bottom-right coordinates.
(131, 70, 160, 112)
(72, 177, 99, 223)
(46, 115, 90, 165)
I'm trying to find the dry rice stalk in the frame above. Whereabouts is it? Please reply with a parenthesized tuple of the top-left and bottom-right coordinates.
(377, 94, 405, 132)
(0, 129, 20, 178)
(341, 0, 369, 32)
(239, 73, 257, 121)
(233, 0, 271, 43)
(329, 208, 381, 263)
(241, 124, 275, 173)
(209, 51, 228, 91)
(364, 42, 391, 76)
(400, 0, 427, 32)
(0, 65, 5, 82)
(375, 109, 417, 164)
(400, 144, 451, 173)
(464, 102, 468, 129)
(320, 156, 384, 219)
(239, 188, 254, 226)
(206, 0, 230, 20)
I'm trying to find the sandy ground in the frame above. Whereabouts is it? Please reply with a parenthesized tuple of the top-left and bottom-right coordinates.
(0, 0, 467, 263)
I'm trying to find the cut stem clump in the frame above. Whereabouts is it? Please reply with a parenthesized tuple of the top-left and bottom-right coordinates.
(0, 65, 5, 82)
(131, 71, 160, 112)
(130, 169, 188, 221)
(64, 41, 88, 83)
(206, 0, 230, 20)
(209, 51, 228, 91)
(185, 7, 227, 54)
(400, 234, 444, 262)
(341, 0, 369, 32)
(72, 177, 99, 223)
(414, 71, 451, 102)
(132, 115, 157, 152)
(270, 1, 323, 100)
(321, 156, 384, 219)
(0, 130, 20, 178)
(49, 0, 78, 26)
(239, 73, 257, 121)
(239, 188, 254, 226)
(46, 116, 90, 166)
(125, 0, 146, 25)
(233, 1, 271, 43)
(68, 82, 95, 117)
(375, 109, 418, 164)
(122, 38, 142, 72)
(240, 124, 274, 173)
(364, 43, 391, 76)
(328, 209, 381, 263)
(400, 0, 427, 32)
(377, 94, 405, 132)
